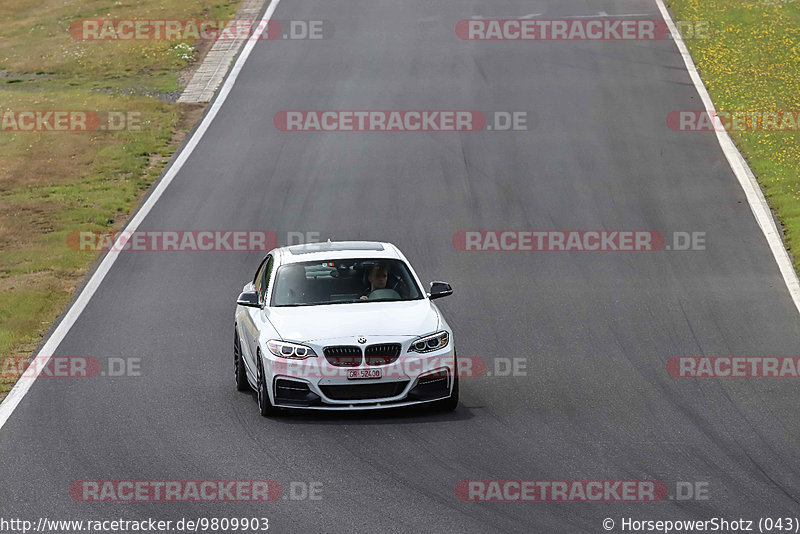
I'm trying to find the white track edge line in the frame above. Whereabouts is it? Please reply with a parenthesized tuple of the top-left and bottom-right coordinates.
(0, 0, 283, 431)
(2, 0, 797, 432)
(654, 0, 800, 315)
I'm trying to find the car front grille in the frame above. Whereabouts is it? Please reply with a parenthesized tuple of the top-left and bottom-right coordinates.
(323, 346, 362, 367)
(320, 381, 408, 400)
(364, 343, 401, 365)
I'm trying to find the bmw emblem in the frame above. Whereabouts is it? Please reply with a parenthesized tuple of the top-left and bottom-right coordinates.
(358, 336, 367, 344)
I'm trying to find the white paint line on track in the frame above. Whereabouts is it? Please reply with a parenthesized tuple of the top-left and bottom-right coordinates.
(2, 0, 797, 435)
(654, 0, 800, 315)
(0, 0, 284, 431)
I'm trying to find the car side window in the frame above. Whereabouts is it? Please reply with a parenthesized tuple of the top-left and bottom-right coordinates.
(259, 255, 274, 304)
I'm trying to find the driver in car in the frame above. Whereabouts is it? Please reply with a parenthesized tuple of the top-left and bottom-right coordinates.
(360, 263, 390, 300)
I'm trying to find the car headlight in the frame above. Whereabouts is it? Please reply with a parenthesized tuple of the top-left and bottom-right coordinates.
(267, 340, 317, 359)
(408, 331, 450, 353)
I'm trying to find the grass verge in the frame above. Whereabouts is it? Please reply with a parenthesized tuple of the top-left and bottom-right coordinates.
(668, 0, 800, 261)
(0, 0, 241, 400)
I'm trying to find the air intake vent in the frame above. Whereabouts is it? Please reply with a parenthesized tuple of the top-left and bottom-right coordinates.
(320, 381, 408, 400)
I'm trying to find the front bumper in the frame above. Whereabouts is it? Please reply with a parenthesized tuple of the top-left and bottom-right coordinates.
(263, 339, 455, 410)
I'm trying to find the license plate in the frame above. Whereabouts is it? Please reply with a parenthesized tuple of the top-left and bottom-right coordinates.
(347, 369, 382, 380)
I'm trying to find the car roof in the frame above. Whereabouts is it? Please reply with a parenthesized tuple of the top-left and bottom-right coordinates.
(275, 241, 403, 265)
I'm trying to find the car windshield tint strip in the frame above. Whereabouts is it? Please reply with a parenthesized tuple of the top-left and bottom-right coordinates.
(287, 242, 385, 254)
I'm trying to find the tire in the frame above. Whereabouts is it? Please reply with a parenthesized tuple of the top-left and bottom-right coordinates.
(234, 328, 250, 392)
(256, 353, 278, 416)
(432, 352, 459, 412)
(432, 372, 459, 412)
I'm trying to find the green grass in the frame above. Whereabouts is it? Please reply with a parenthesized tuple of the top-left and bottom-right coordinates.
(0, 0, 240, 396)
(668, 0, 800, 262)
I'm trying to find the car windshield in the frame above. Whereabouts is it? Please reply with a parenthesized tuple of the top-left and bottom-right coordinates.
(270, 258, 424, 307)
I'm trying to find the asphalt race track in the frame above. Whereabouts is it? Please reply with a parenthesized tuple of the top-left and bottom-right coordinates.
(2, 0, 800, 532)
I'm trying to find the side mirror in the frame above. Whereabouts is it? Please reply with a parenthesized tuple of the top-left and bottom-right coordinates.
(428, 281, 453, 300)
(237, 290, 262, 308)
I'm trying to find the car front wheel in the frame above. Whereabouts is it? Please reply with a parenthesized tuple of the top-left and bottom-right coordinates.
(234, 328, 250, 392)
(432, 352, 459, 412)
(256, 352, 278, 416)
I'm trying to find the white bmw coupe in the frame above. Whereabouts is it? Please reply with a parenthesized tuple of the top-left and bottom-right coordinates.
(233, 241, 458, 415)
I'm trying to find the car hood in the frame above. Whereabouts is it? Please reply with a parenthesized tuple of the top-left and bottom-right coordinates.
(266, 300, 440, 342)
